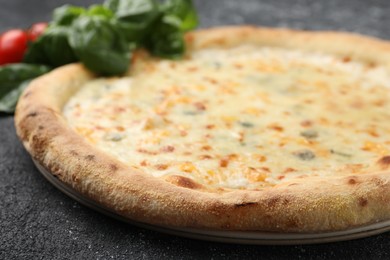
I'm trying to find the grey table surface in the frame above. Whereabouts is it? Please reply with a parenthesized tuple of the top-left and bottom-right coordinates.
(1, 0, 390, 259)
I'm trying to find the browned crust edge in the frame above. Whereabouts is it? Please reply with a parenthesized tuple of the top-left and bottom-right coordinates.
(14, 26, 390, 232)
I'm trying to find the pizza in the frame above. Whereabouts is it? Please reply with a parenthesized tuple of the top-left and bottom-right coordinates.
(15, 26, 390, 232)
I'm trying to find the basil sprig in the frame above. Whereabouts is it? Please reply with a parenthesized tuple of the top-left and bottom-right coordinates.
(0, 0, 198, 113)
(24, 0, 198, 75)
(0, 64, 50, 113)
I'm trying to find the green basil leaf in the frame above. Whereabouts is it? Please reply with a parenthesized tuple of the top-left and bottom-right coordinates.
(144, 0, 197, 58)
(0, 80, 31, 113)
(23, 27, 78, 68)
(144, 18, 185, 58)
(105, 0, 159, 23)
(18, 0, 198, 81)
(52, 5, 86, 26)
(0, 64, 50, 93)
(87, 5, 114, 19)
(0, 64, 51, 113)
(110, 18, 150, 43)
(68, 16, 131, 76)
(105, 0, 160, 43)
(104, 0, 120, 12)
(163, 0, 198, 32)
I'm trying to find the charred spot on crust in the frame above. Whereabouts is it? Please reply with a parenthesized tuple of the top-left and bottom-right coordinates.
(377, 156, 390, 169)
(358, 197, 368, 207)
(166, 175, 202, 189)
(286, 219, 299, 229)
(30, 134, 48, 154)
(85, 154, 95, 161)
(267, 196, 290, 208)
(27, 112, 38, 118)
(348, 179, 357, 185)
(109, 164, 118, 171)
(48, 162, 64, 179)
(38, 125, 44, 130)
(267, 197, 280, 208)
(347, 176, 359, 185)
(69, 150, 79, 156)
(234, 202, 257, 208)
(281, 198, 290, 205)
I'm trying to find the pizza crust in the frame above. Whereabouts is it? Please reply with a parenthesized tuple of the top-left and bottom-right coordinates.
(14, 26, 390, 232)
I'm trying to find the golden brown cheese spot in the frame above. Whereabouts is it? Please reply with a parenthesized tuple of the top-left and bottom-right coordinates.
(300, 120, 313, 127)
(63, 46, 390, 190)
(342, 56, 351, 63)
(155, 164, 169, 170)
(160, 145, 175, 153)
(219, 158, 229, 168)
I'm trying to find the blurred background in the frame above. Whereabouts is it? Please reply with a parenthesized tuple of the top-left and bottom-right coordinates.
(0, 0, 389, 39)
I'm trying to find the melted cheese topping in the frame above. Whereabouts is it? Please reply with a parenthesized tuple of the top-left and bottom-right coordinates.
(63, 45, 390, 190)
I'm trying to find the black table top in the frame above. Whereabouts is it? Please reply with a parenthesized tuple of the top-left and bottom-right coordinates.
(1, 0, 390, 259)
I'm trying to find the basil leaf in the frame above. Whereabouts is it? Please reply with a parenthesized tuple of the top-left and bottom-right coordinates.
(105, 0, 159, 23)
(52, 5, 86, 26)
(144, 19, 185, 58)
(104, 0, 120, 12)
(0, 64, 50, 93)
(23, 27, 78, 68)
(163, 0, 198, 31)
(105, 0, 160, 43)
(18, 0, 198, 84)
(110, 19, 149, 44)
(87, 5, 114, 19)
(68, 16, 131, 76)
(0, 80, 31, 113)
(0, 64, 51, 113)
(144, 0, 197, 58)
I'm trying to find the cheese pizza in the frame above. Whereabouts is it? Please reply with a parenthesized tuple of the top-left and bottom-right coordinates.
(15, 27, 390, 232)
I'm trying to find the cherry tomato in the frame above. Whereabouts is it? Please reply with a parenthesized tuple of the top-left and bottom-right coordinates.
(28, 22, 48, 41)
(0, 29, 28, 65)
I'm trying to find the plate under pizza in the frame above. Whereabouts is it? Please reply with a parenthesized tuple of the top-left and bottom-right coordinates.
(15, 26, 390, 243)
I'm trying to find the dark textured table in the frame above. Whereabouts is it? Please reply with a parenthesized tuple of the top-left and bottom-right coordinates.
(1, 0, 390, 259)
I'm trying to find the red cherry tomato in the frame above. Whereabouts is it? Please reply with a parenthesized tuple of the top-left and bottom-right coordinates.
(28, 22, 48, 41)
(0, 29, 28, 65)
